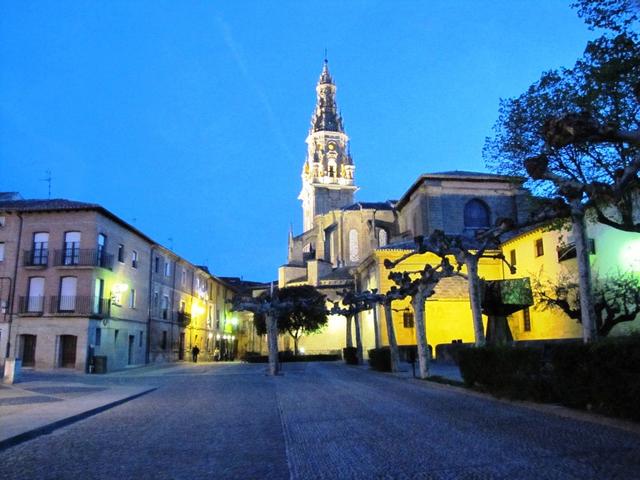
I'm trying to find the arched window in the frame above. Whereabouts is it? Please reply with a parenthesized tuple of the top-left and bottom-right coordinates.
(464, 199, 490, 229)
(349, 229, 360, 262)
(378, 229, 388, 247)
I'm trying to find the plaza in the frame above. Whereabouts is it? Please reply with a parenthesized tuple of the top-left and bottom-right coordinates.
(1, 361, 639, 479)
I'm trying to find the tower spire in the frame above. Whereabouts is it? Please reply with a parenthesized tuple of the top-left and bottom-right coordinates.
(298, 61, 357, 232)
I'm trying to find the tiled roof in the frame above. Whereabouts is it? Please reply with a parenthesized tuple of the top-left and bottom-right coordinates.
(0, 198, 100, 212)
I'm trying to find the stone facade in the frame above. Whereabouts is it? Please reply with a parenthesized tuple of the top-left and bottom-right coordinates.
(0, 197, 242, 372)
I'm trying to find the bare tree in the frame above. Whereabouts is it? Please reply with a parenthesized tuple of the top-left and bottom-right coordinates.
(534, 270, 640, 336)
(328, 288, 377, 365)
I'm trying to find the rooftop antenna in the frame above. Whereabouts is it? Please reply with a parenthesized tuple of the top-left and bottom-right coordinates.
(324, 48, 328, 63)
(41, 170, 52, 199)
(168, 237, 174, 250)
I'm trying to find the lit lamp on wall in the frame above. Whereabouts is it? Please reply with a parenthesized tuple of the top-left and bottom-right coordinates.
(110, 283, 129, 306)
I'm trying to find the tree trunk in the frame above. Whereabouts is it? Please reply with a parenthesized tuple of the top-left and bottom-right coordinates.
(354, 313, 364, 365)
(411, 293, 430, 379)
(266, 313, 279, 375)
(293, 335, 299, 356)
(383, 302, 400, 373)
(372, 305, 381, 349)
(345, 315, 353, 348)
(571, 204, 597, 343)
(485, 315, 513, 345)
(466, 255, 486, 347)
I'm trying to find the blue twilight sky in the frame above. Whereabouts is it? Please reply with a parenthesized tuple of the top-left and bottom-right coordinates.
(1, 1, 597, 281)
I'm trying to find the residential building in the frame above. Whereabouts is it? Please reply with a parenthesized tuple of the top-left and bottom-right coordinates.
(0, 197, 244, 372)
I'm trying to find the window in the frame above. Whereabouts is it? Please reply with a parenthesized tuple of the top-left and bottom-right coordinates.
(63, 232, 81, 265)
(118, 244, 125, 263)
(154, 257, 160, 273)
(114, 329, 119, 343)
(509, 249, 517, 268)
(129, 289, 136, 309)
(59, 277, 78, 311)
(0, 216, 5, 227)
(523, 308, 531, 332)
(95, 328, 102, 346)
(97, 234, 106, 264)
(464, 199, 490, 229)
(535, 238, 544, 257)
(162, 331, 167, 350)
(139, 331, 143, 347)
(179, 300, 186, 313)
(32, 233, 49, 265)
(403, 311, 415, 328)
(162, 295, 169, 319)
(181, 269, 187, 286)
(0, 242, 4, 262)
(27, 277, 45, 312)
(153, 291, 159, 306)
(164, 260, 171, 277)
(131, 250, 138, 268)
(378, 229, 388, 248)
(349, 229, 359, 262)
(94, 278, 105, 314)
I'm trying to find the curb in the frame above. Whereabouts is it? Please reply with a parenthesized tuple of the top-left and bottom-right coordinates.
(0, 387, 156, 452)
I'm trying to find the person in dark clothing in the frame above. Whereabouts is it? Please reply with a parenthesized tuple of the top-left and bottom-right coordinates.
(192, 345, 200, 363)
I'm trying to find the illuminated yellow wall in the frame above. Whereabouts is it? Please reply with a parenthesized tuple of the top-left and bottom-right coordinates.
(500, 219, 640, 340)
(365, 248, 504, 357)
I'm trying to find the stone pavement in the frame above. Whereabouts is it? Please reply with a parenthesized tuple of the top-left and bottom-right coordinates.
(0, 370, 156, 450)
(0, 361, 639, 479)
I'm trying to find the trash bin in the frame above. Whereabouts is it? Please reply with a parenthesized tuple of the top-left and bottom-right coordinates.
(93, 356, 107, 374)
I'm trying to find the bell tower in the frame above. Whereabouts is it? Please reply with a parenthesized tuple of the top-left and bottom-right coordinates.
(299, 60, 357, 232)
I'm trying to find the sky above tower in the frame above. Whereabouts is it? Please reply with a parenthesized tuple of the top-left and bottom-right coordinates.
(1, 1, 597, 281)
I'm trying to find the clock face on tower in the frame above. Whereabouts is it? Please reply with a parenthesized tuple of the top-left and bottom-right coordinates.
(328, 143, 335, 151)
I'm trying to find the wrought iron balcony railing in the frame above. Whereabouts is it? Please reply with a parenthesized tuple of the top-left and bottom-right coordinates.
(18, 296, 45, 314)
(23, 249, 49, 267)
(53, 249, 114, 269)
(49, 296, 111, 317)
(177, 311, 192, 326)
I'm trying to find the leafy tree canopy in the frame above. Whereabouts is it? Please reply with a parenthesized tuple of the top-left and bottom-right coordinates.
(251, 286, 327, 353)
(484, 1, 640, 230)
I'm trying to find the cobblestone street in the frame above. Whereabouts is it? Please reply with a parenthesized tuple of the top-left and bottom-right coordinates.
(1, 362, 639, 479)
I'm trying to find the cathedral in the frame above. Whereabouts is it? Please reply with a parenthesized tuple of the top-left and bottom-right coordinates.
(277, 61, 632, 356)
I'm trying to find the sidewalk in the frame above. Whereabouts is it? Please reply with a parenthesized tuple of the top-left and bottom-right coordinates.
(0, 373, 155, 451)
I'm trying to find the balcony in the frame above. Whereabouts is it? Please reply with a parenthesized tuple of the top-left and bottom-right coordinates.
(557, 239, 596, 263)
(18, 296, 45, 315)
(49, 296, 111, 317)
(177, 311, 192, 326)
(53, 249, 114, 269)
(23, 249, 49, 267)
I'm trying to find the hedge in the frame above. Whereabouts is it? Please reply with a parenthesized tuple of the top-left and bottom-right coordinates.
(343, 347, 359, 365)
(458, 335, 640, 421)
(242, 351, 341, 363)
(368, 347, 391, 371)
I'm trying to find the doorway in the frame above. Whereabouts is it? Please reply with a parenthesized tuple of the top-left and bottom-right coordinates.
(20, 334, 37, 367)
(178, 332, 185, 360)
(60, 335, 77, 368)
(128, 335, 134, 365)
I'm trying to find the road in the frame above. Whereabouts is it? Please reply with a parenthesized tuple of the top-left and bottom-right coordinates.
(1, 362, 639, 479)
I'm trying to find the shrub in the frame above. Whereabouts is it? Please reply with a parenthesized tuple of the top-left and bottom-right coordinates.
(368, 347, 391, 371)
(460, 336, 640, 422)
(549, 343, 592, 408)
(458, 346, 545, 400)
(588, 336, 640, 421)
(343, 347, 358, 365)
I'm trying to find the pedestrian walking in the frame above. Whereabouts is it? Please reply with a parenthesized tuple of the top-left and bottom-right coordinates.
(213, 347, 220, 361)
(192, 345, 200, 363)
